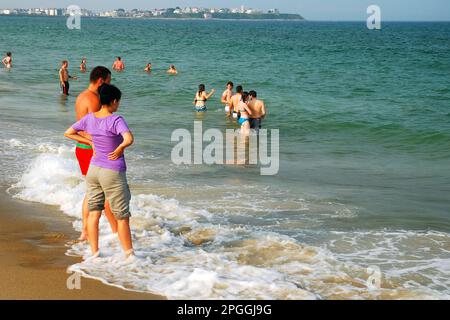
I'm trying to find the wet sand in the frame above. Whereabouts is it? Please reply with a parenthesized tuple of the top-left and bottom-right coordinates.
(0, 190, 165, 300)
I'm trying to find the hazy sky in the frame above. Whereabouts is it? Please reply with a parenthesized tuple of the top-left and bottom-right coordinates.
(1, 0, 450, 21)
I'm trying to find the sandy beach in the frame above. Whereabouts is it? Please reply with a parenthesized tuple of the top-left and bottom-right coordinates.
(0, 189, 164, 300)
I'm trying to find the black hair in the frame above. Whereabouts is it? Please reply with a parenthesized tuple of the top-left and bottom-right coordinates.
(198, 84, 206, 96)
(227, 81, 234, 87)
(99, 84, 122, 106)
(249, 90, 257, 98)
(117, 57, 121, 61)
(236, 85, 243, 94)
(90, 66, 111, 83)
(242, 91, 249, 103)
(6, 52, 11, 57)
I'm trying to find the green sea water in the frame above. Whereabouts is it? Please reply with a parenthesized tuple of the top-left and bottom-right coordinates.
(0, 16, 449, 299)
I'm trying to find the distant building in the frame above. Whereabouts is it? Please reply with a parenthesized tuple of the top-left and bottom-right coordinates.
(268, 9, 280, 14)
(204, 13, 212, 19)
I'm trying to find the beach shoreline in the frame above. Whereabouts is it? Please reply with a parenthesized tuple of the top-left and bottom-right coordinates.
(0, 188, 165, 300)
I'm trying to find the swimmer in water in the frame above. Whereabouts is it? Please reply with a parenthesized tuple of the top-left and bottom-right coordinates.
(167, 65, 178, 75)
(144, 63, 152, 72)
(59, 60, 77, 95)
(228, 85, 244, 119)
(80, 58, 87, 73)
(221, 81, 234, 114)
(112, 57, 125, 72)
(236, 91, 253, 136)
(2, 52, 12, 69)
(193, 84, 216, 112)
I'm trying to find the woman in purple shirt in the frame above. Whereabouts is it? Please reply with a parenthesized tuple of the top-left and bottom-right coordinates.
(65, 84, 135, 259)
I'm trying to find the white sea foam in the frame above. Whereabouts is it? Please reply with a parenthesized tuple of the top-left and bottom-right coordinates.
(8, 138, 450, 300)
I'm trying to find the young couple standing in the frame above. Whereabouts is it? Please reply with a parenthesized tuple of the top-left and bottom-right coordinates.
(64, 66, 135, 259)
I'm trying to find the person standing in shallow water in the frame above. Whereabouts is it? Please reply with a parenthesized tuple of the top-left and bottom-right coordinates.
(74, 66, 118, 241)
(65, 84, 135, 259)
(59, 60, 77, 95)
(247, 90, 266, 133)
(2, 52, 12, 69)
(193, 84, 216, 112)
(80, 58, 87, 73)
(221, 81, 234, 113)
(228, 85, 244, 118)
(112, 57, 125, 72)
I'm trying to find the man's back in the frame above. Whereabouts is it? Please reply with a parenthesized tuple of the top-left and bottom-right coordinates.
(248, 99, 266, 119)
(75, 89, 100, 120)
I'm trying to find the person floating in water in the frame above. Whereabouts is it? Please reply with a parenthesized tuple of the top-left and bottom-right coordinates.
(193, 84, 216, 112)
(74, 66, 118, 242)
(80, 57, 87, 73)
(228, 85, 244, 119)
(112, 57, 125, 72)
(167, 64, 178, 75)
(2, 52, 12, 69)
(247, 90, 266, 133)
(236, 91, 253, 136)
(144, 63, 152, 72)
(65, 84, 135, 259)
(221, 81, 234, 114)
(59, 60, 77, 95)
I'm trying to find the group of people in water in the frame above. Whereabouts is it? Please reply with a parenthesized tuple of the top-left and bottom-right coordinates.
(194, 81, 267, 135)
(55, 57, 267, 135)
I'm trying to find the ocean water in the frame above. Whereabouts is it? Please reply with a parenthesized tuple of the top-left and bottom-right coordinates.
(0, 16, 450, 299)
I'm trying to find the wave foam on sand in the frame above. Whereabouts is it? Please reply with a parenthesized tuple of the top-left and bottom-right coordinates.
(7, 139, 450, 300)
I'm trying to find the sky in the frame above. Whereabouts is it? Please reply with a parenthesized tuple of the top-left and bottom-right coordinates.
(1, 0, 450, 21)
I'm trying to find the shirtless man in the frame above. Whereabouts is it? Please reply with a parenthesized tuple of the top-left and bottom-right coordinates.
(228, 85, 243, 118)
(75, 66, 118, 241)
(221, 81, 234, 114)
(247, 90, 267, 133)
(59, 60, 77, 95)
(112, 57, 125, 72)
(2, 52, 12, 69)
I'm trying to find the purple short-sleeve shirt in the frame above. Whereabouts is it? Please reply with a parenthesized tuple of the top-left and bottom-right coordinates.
(72, 113, 130, 172)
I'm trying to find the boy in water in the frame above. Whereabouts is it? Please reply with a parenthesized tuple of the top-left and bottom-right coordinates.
(65, 84, 135, 259)
(59, 60, 77, 95)
(247, 90, 266, 133)
(228, 85, 243, 118)
(221, 81, 234, 113)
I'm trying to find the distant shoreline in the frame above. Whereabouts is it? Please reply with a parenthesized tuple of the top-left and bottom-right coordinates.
(0, 14, 305, 21)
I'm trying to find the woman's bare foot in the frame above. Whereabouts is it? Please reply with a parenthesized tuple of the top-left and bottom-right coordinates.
(78, 231, 89, 242)
(125, 249, 135, 259)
